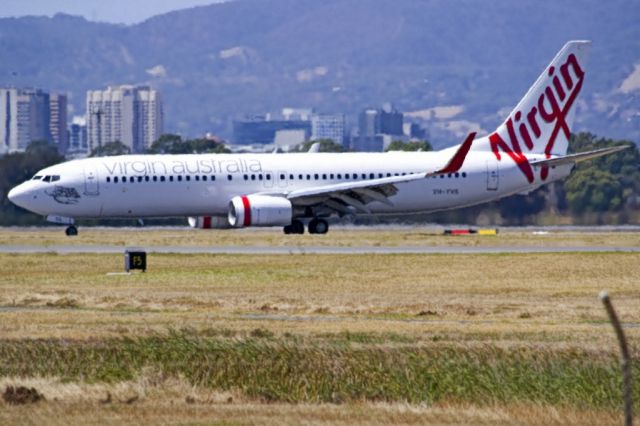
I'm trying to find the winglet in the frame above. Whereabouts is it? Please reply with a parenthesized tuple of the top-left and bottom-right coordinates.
(435, 132, 476, 174)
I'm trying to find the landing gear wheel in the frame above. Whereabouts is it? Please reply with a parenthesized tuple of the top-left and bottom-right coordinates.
(65, 225, 78, 237)
(292, 220, 305, 234)
(284, 220, 305, 235)
(308, 218, 329, 234)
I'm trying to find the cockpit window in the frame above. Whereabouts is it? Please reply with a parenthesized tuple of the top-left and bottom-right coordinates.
(51, 175, 60, 182)
(32, 175, 42, 180)
(41, 175, 60, 183)
(43, 176, 51, 182)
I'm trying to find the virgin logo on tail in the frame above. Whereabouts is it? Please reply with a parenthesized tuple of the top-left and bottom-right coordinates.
(489, 53, 585, 183)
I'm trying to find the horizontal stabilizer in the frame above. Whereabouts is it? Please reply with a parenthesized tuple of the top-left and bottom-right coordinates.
(530, 145, 631, 167)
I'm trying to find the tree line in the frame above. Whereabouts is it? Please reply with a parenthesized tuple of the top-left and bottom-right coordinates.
(0, 133, 637, 226)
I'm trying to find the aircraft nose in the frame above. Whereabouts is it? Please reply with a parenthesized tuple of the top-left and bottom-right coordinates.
(7, 185, 29, 209)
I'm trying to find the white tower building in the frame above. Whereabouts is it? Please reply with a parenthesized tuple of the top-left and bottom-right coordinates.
(86, 85, 163, 154)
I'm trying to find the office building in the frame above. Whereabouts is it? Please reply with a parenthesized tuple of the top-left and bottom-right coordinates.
(353, 104, 404, 152)
(232, 112, 311, 145)
(68, 116, 88, 156)
(86, 85, 163, 153)
(311, 114, 346, 145)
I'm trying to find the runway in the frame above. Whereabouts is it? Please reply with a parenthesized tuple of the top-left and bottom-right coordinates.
(1, 244, 639, 254)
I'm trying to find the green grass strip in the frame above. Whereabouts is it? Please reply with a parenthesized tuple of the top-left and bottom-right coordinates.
(1, 332, 638, 408)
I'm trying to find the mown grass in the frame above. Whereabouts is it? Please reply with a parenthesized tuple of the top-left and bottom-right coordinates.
(1, 331, 638, 409)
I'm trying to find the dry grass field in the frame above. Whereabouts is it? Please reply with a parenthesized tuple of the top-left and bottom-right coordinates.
(0, 228, 638, 424)
(0, 226, 639, 248)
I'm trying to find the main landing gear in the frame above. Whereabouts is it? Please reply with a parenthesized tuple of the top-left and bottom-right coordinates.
(308, 218, 328, 234)
(283, 220, 305, 235)
(65, 225, 78, 236)
(283, 218, 329, 235)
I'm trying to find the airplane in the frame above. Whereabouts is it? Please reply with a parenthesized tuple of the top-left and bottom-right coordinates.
(8, 40, 629, 236)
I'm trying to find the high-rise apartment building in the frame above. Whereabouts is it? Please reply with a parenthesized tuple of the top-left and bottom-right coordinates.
(0, 88, 52, 154)
(49, 93, 68, 154)
(86, 85, 163, 153)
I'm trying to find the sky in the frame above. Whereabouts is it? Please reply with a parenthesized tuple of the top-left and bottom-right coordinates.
(1, 0, 226, 24)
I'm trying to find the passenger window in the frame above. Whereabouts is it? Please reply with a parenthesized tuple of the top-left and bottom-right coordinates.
(227, 175, 233, 181)
(137, 176, 143, 182)
(362, 174, 366, 179)
(306, 174, 311, 180)
(337, 174, 342, 179)
(186, 176, 190, 181)
(153, 176, 157, 182)
(195, 176, 200, 181)
(266, 174, 271, 180)
(251, 175, 256, 181)
(131, 177, 135, 183)
(202, 176, 207, 181)
(145, 176, 150, 182)
(258, 174, 263, 181)
(160, 176, 165, 182)
(289, 174, 294, 180)
(106, 177, 111, 183)
(169, 176, 174, 182)
(211, 176, 216, 181)
(370, 173, 375, 179)
(178, 176, 182, 182)
(244, 174, 248, 180)
(114, 177, 119, 183)
(299, 174, 303, 180)
(462, 172, 467, 178)
(314, 174, 319, 180)
(322, 174, 327, 180)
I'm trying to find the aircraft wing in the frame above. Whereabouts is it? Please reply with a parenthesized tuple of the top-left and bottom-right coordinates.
(284, 132, 475, 214)
(530, 145, 630, 167)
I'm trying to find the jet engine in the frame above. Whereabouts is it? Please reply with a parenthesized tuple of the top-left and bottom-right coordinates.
(228, 195, 292, 227)
(188, 216, 232, 229)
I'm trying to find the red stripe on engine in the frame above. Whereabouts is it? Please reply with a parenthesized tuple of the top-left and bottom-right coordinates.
(241, 196, 251, 226)
(203, 216, 212, 229)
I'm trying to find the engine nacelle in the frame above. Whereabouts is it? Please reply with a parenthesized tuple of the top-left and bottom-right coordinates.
(228, 195, 292, 227)
(188, 216, 232, 229)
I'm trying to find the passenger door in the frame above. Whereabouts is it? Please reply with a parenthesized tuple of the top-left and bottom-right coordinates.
(83, 166, 100, 196)
(486, 160, 499, 191)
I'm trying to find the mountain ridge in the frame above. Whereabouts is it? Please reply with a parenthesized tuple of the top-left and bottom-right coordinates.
(0, 0, 638, 146)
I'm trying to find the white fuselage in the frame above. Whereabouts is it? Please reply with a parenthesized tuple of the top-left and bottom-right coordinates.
(8, 138, 573, 222)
